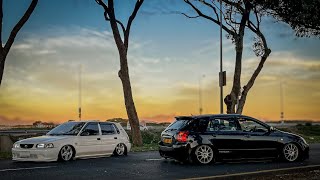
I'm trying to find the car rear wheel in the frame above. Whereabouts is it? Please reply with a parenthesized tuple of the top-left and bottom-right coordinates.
(114, 143, 127, 156)
(283, 143, 299, 162)
(194, 145, 214, 164)
(59, 145, 74, 161)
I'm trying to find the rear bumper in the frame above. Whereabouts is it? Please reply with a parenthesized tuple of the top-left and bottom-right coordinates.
(159, 142, 189, 161)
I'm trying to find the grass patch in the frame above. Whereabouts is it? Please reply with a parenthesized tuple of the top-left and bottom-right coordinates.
(131, 143, 158, 152)
(278, 125, 320, 144)
(0, 152, 11, 159)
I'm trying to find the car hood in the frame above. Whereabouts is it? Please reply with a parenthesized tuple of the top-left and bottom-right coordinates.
(276, 129, 303, 139)
(17, 135, 70, 144)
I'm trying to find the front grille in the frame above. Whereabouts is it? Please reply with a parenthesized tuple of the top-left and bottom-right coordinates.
(20, 144, 34, 149)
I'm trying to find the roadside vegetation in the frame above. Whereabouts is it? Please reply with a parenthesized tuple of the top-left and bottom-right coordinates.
(277, 124, 320, 144)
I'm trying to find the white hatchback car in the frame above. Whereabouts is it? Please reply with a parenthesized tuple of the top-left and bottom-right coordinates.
(12, 121, 131, 162)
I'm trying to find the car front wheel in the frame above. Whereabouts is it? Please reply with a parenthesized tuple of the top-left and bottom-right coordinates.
(194, 145, 215, 164)
(283, 143, 299, 162)
(59, 145, 74, 162)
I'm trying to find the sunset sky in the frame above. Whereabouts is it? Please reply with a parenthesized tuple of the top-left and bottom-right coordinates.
(1, 0, 320, 125)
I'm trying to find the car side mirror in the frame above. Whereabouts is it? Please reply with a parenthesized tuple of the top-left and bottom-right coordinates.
(269, 126, 275, 132)
(80, 131, 90, 136)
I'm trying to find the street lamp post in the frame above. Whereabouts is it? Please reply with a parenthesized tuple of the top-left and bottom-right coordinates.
(78, 64, 82, 121)
(219, 0, 226, 114)
(280, 81, 284, 124)
(199, 75, 206, 115)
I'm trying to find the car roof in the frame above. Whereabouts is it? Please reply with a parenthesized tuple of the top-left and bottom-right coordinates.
(175, 114, 252, 120)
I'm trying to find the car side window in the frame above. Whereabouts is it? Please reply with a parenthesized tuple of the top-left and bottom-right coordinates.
(238, 118, 268, 133)
(81, 123, 100, 136)
(100, 123, 116, 135)
(207, 118, 239, 132)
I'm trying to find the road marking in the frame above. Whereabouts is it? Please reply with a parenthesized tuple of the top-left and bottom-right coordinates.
(181, 164, 320, 180)
(0, 166, 56, 172)
(145, 158, 165, 161)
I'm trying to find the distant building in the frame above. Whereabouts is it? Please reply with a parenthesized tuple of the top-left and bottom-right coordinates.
(33, 121, 55, 128)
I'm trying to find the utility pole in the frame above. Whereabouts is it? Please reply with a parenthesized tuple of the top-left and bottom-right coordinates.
(219, 0, 226, 114)
(280, 81, 284, 124)
(199, 75, 206, 115)
(78, 64, 82, 121)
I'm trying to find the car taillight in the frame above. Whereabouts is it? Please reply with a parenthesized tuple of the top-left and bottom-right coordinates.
(176, 131, 189, 142)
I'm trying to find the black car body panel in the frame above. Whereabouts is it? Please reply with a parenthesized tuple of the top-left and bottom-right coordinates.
(159, 114, 309, 163)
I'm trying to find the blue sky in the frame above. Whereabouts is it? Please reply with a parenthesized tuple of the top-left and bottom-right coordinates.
(1, 0, 320, 124)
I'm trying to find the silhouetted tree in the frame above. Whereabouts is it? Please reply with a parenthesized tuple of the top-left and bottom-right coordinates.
(96, 0, 143, 146)
(259, 0, 320, 37)
(183, 0, 271, 114)
(0, 0, 38, 86)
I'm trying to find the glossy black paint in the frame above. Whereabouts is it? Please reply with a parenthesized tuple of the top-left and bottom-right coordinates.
(159, 114, 309, 163)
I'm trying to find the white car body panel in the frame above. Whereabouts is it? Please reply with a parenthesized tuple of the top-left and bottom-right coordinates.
(12, 121, 131, 162)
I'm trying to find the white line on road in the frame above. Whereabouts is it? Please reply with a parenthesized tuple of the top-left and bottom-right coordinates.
(0, 166, 56, 172)
(145, 158, 165, 161)
(181, 164, 320, 180)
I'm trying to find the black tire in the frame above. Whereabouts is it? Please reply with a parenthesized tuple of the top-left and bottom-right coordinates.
(59, 145, 74, 162)
(193, 145, 215, 165)
(282, 143, 300, 162)
(113, 143, 127, 156)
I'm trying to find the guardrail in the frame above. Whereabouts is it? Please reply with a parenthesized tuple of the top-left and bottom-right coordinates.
(0, 130, 49, 136)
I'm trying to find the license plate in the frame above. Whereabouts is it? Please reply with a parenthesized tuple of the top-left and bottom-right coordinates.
(163, 138, 172, 144)
(20, 152, 30, 158)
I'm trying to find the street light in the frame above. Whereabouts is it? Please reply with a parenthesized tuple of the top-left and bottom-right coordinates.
(78, 64, 82, 121)
(219, 0, 226, 114)
(280, 81, 285, 124)
(199, 74, 206, 115)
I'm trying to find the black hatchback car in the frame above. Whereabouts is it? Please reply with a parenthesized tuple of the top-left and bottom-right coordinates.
(159, 114, 309, 164)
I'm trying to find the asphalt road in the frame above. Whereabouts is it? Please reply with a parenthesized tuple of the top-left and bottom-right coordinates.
(1, 144, 320, 180)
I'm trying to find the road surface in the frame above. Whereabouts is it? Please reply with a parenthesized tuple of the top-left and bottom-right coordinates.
(1, 144, 320, 180)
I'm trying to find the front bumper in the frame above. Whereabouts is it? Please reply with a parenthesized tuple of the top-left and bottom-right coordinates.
(159, 142, 189, 161)
(12, 148, 59, 162)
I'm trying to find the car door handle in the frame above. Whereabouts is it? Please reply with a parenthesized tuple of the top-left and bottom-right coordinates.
(114, 137, 117, 139)
(97, 138, 101, 140)
(244, 135, 251, 138)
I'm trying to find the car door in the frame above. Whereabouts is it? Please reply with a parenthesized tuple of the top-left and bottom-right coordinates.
(206, 117, 245, 160)
(76, 122, 102, 156)
(238, 117, 278, 159)
(99, 123, 119, 154)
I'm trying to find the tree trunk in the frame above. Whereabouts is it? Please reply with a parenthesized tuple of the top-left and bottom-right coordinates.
(0, 54, 5, 86)
(118, 55, 143, 146)
(225, 38, 243, 114)
(236, 49, 271, 114)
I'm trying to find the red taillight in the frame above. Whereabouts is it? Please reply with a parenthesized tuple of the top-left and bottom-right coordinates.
(176, 131, 189, 142)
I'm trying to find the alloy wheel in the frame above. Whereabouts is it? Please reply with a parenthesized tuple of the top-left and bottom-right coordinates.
(60, 145, 73, 161)
(195, 145, 214, 164)
(115, 143, 126, 156)
(283, 143, 299, 162)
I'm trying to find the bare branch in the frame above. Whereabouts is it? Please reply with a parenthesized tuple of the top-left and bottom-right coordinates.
(181, 12, 200, 19)
(199, 0, 219, 20)
(3, 0, 38, 56)
(184, 0, 236, 36)
(103, 11, 126, 36)
(0, 0, 3, 50)
(95, 0, 109, 13)
(124, 0, 144, 50)
(221, 0, 244, 13)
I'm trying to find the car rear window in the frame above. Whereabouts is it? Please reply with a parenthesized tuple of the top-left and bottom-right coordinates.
(166, 120, 191, 130)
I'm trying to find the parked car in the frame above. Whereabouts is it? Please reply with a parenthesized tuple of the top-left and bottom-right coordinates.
(12, 121, 131, 162)
(159, 114, 309, 164)
(126, 122, 148, 131)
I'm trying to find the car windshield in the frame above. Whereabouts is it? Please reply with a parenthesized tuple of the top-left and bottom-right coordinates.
(165, 120, 191, 131)
(47, 122, 85, 136)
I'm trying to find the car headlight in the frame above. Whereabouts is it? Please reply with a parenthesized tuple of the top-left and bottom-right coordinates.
(36, 143, 54, 148)
(13, 144, 20, 148)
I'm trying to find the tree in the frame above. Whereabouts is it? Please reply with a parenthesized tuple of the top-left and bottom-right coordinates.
(96, 0, 143, 146)
(258, 0, 320, 37)
(183, 0, 271, 114)
(0, 0, 38, 86)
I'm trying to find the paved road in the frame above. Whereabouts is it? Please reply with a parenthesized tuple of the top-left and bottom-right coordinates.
(1, 144, 320, 180)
